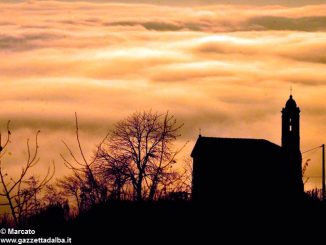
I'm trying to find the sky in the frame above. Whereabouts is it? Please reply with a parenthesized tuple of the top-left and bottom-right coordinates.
(0, 0, 326, 191)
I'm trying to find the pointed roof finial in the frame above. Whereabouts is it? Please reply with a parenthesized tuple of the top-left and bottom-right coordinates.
(290, 86, 293, 97)
(199, 128, 202, 137)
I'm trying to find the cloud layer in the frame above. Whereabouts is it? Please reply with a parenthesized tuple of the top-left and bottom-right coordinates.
(1, 1, 326, 190)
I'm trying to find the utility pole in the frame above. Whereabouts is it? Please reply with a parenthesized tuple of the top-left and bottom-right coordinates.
(322, 144, 325, 201)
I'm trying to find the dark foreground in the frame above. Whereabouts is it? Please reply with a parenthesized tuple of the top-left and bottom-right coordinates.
(1, 198, 326, 244)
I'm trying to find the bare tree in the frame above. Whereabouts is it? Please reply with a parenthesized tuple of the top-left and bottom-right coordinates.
(57, 174, 82, 212)
(176, 157, 193, 194)
(156, 157, 193, 200)
(43, 184, 66, 207)
(302, 159, 310, 186)
(97, 111, 185, 201)
(96, 149, 131, 201)
(59, 113, 108, 211)
(0, 122, 54, 227)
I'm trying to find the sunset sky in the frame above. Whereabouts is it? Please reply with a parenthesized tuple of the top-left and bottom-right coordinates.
(0, 0, 325, 190)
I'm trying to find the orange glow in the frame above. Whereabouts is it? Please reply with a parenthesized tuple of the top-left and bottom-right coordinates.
(0, 1, 325, 191)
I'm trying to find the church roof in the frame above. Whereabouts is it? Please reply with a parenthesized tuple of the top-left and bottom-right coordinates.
(191, 136, 281, 157)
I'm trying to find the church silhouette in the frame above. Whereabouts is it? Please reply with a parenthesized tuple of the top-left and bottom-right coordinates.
(191, 95, 304, 204)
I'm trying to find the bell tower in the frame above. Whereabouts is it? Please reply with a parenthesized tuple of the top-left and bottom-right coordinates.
(281, 94, 303, 196)
(282, 95, 300, 151)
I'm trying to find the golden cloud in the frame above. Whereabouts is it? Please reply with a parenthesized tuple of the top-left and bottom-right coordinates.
(0, 1, 325, 189)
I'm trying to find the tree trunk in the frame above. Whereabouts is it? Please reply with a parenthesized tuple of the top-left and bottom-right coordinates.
(136, 175, 143, 201)
(148, 175, 158, 201)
